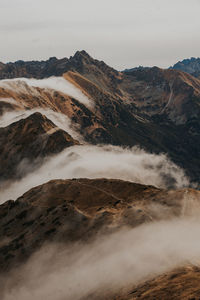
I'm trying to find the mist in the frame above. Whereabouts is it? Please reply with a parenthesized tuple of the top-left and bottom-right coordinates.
(0, 98, 19, 105)
(0, 145, 189, 203)
(0, 77, 92, 108)
(0, 108, 82, 141)
(2, 216, 200, 300)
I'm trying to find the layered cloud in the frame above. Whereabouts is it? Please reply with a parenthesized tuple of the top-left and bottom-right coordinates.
(0, 77, 92, 108)
(2, 216, 200, 300)
(0, 108, 82, 141)
(0, 145, 189, 203)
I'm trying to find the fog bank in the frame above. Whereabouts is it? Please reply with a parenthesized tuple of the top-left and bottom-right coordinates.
(0, 145, 189, 203)
(0, 108, 82, 141)
(2, 217, 200, 300)
(0, 77, 92, 108)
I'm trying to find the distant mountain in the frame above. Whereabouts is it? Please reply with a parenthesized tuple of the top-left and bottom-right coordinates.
(170, 57, 200, 78)
(0, 50, 118, 80)
(123, 66, 151, 73)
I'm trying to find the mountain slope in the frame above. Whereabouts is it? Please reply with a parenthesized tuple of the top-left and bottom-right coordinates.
(122, 67, 200, 124)
(171, 57, 200, 78)
(0, 50, 119, 83)
(0, 178, 199, 273)
(0, 112, 79, 181)
(119, 266, 200, 300)
(0, 52, 200, 184)
(0, 178, 200, 299)
(0, 51, 200, 300)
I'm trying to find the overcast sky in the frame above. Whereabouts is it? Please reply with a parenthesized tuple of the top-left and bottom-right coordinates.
(0, 0, 200, 70)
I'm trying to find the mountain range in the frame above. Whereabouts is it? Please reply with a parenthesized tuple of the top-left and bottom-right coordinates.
(171, 57, 200, 78)
(0, 51, 200, 299)
(0, 51, 200, 183)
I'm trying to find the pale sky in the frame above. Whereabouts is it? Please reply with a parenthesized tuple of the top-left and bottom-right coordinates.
(0, 0, 200, 70)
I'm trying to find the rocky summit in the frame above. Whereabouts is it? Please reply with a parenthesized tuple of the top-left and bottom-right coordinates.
(171, 57, 200, 79)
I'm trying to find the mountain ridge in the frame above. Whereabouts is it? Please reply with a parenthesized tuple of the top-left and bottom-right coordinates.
(0, 112, 79, 182)
(0, 52, 200, 184)
(170, 57, 200, 78)
(0, 50, 200, 299)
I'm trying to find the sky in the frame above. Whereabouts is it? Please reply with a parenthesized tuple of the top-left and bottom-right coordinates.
(0, 0, 200, 70)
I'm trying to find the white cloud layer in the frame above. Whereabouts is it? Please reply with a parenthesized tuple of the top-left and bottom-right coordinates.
(2, 216, 200, 299)
(0, 77, 92, 108)
(0, 98, 19, 105)
(0, 108, 82, 141)
(0, 145, 189, 203)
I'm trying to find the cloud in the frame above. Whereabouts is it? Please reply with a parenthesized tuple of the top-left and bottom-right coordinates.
(0, 98, 19, 105)
(2, 216, 200, 300)
(0, 77, 92, 108)
(0, 108, 82, 141)
(0, 145, 189, 203)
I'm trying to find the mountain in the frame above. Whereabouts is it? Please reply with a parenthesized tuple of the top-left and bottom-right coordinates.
(0, 50, 118, 81)
(1, 51, 200, 299)
(0, 180, 198, 267)
(0, 52, 200, 183)
(0, 112, 79, 182)
(171, 57, 200, 78)
(117, 266, 200, 299)
(0, 178, 199, 299)
(123, 66, 151, 73)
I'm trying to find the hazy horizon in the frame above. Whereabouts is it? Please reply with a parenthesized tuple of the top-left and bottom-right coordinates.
(1, 0, 200, 70)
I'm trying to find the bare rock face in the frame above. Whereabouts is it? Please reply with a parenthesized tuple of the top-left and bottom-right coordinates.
(171, 57, 200, 78)
(123, 67, 200, 124)
(0, 57, 70, 79)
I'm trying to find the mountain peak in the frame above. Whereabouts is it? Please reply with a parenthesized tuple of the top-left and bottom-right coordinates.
(171, 57, 200, 78)
(74, 50, 91, 58)
(71, 50, 93, 63)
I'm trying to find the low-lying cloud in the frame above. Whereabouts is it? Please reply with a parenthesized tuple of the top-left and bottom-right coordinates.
(0, 108, 82, 141)
(0, 145, 189, 203)
(0, 97, 19, 105)
(0, 77, 92, 108)
(2, 216, 200, 300)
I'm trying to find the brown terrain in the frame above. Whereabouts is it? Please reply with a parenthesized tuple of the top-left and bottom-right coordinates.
(0, 112, 79, 181)
(0, 51, 200, 299)
(171, 57, 200, 78)
(0, 178, 199, 266)
(0, 51, 200, 183)
(0, 178, 200, 299)
(117, 266, 200, 300)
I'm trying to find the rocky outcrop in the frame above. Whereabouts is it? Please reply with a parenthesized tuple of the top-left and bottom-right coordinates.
(0, 50, 119, 82)
(171, 57, 200, 78)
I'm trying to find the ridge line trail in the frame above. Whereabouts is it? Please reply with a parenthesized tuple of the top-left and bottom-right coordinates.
(75, 180, 154, 220)
(75, 180, 124, 203)
(161, 80, 174, 113)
